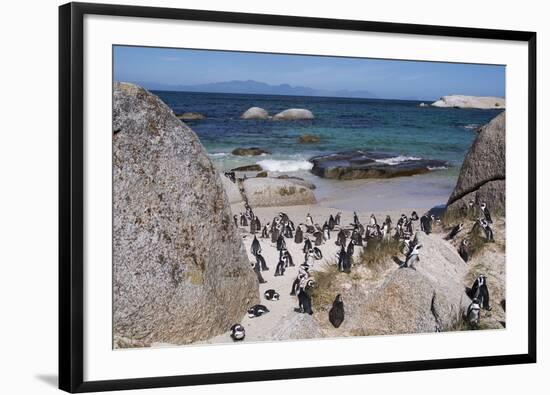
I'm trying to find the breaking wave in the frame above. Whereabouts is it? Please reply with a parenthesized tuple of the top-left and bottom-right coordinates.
(257, 159, 313, 172)
(374, 155, 422, 165)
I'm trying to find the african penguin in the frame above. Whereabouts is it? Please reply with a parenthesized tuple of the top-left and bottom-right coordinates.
(297, 278, 315, 315)
(328, 294, 345, 328)
(335, 212, 342, 225)
(294, 225, 304, 244)
(401, 244, 422, 270)
(230, 324, 245, 341)
(264, 289, 280, 301)
(469, 274, 492, 311)
(445, 223, 464, 240)
(247, 304, 269, 318)
(458, 239, 470, 262)
(480, 202, 493, 224)
(251, 235, 261, 256)
(276, 234, 286, 251)
(302, 237, 312, 253)
(420, 214, 433, 235)
(466, 298, 481, 328)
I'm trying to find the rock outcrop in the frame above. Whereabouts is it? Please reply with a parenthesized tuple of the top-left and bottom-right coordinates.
(220, 174, 244, 204)
(243, 178, 316, 207)
(241, 107, 270, 120)
(232, 147, 271, 156)
(447, 112, 505, 216)
(273, 108, 314, 120)
(431, 95, 505, 109)
(261, 314, 324, 341)
(176, 112, 205, 120)
(310, 151, 447, 180)
(340, 232, 470, 335)
(298, 134, 321, 143)
(113, 82, 258, 347)
(230, 164, 263, 172)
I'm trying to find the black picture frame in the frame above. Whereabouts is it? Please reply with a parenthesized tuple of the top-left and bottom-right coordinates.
(59, 2, 537, 393)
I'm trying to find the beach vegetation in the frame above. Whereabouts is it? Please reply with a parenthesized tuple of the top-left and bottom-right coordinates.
(358, 239, 401, 270)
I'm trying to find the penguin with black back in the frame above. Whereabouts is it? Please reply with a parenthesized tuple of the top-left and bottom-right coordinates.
(329, 294, 345, 328)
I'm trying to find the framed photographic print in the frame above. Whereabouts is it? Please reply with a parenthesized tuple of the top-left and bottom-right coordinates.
(59, 2, 537, 393)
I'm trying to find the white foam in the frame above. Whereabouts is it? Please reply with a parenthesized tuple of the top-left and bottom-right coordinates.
(374, 155, 422, 165)
(463, 124, 480, 130)
(427, 166, 448, 171)
(257, 159, 313, 172)
(209, 152, 228, 157)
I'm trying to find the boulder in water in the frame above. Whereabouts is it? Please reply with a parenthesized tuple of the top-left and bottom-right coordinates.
(273, 108, 314, 120)
(113, 82, 258, 347)
(309, 150, 447, 180)
(241, 107, 270, 120)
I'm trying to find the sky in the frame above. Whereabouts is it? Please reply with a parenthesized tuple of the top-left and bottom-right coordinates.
(113, 46, 505, 101)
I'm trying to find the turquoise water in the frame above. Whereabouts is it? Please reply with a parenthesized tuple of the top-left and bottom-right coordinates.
(154, 90, 503, 210)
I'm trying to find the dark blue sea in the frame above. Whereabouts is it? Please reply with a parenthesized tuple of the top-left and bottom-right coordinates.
(154, 90, 503, 211)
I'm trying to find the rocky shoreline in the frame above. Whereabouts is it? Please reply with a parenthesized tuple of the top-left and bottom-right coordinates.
(113, 83, 506, 347)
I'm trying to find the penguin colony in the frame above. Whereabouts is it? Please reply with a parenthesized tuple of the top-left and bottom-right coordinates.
(223, 174, 497, 341)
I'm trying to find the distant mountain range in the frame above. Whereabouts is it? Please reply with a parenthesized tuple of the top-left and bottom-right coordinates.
(133, 79, 378, 99)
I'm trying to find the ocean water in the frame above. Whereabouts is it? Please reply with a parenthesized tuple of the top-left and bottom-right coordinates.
(154, 91, 503, 210)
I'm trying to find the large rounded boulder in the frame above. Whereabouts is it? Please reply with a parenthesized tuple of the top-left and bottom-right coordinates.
(112, 82, 258, 347)
(447, 112, 505, 216)
(273, 108, 314, 120)
(241, 107, 270, 120)
(242, 178, 316, 207)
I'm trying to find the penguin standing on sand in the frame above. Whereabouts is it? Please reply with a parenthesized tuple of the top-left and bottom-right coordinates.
(336, 229, 347, 246)
(353, 211, 360, 226)
(282, 249, 295, 267)
(480, 202, 493, 224)
(250, 219, 256, 234)
(337, 245, 351, 272)
(323, 222, 330, 241)
(302, 237, 312, 253)
(306, 213, 314, 227)
(253, 251, 269, 271)
(274, 257, 286, 276)
(335, 212, 342, 226)
(314, 230, 323, 246)
(328, 215, 336, 230)
(294, 225, 303, 244)
(297, 278, 315, 315)
(467, 199, 476, 219)
(271, 225, 279, 244)
(251, 235, 261, 256)
(261, 225, 269, 239)
(276, 234, 287, 251)
(254, 217, 261, 232)
(233, 214, 238, 227)
(329, 294, 345, 328)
